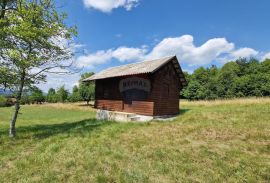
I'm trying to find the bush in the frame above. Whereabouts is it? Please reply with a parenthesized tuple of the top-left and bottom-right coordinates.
(0, 96, 8, 107)
(21, 95, 30, 105)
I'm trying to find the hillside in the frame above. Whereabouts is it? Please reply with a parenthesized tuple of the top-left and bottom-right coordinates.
(0, 98, 269, 182)
(0, 88, 12, 96)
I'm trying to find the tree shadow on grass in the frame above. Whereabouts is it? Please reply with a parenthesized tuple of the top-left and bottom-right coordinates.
(1, 109, 191, 139)
(16, 118, 113, 139)
(179, 108, 190, 115)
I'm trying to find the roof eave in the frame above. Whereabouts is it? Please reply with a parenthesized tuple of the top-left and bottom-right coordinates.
(151, 56, 188, 87)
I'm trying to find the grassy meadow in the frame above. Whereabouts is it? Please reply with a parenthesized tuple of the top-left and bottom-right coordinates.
(0, 98, 269, 182)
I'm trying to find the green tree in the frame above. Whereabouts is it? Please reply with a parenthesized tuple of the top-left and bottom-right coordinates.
(217, 62, 240, 98)
(69, 85, 81, 102)
(0, 0, 76, 137)
(259, 59, 270, 96)
(182, 66, 219, 100)
(183, 58, 270, 100)
(79, 72, 95, 105)
(29, 87, 44, 104)
(0, 95, 8, 107)
(20, 88, 31, 105)
(182, 80, 201, 100)
(20, 94, 30, 105)
(46, 88, 57, 103)
(56, 86, 68, 103)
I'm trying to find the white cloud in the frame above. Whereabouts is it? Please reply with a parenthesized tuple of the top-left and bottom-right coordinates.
(76, 50, 112, 68)
(112, 46, 146, 62)
(76, 46, 146, 68)
(262, 52, 270, 60)
(75, 35, 263, 69)
(146, 35, 235, 66)
(218, 47, 259, 63)
(231, 48, 258, 58)
(83, 0, 139, 13)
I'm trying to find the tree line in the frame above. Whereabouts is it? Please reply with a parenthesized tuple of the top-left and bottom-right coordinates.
(1, 72, 95, 105)
(45, 72, 95, 104)
(181, 58, 270, 100)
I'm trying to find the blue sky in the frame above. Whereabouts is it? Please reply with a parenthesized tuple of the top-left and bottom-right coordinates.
(39, 0, 270, 91)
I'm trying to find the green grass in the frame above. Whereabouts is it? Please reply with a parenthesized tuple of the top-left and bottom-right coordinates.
(0, 99, 269, 183)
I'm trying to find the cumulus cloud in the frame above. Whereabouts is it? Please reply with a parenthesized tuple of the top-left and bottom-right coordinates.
(112, 46, 147, 62)
(76, 50, 112, 68)
(146, 35, 235, 66)
(83, 0, 139, 13)
(262, 52, 270, 60)
(76, 46, 147, 68)
(231, 48, 258, 59)
(76, 35, 257, 68)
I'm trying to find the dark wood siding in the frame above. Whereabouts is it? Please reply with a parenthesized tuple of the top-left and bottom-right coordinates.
(95, 78, 122, 100)
(95, 100, 123, 111)
(94, 60, 182, 116)
(95, 100, 154, 116)
(123, 101, 154, 116)
(149, 61, 181, 116)
(95, 74, 154, 115)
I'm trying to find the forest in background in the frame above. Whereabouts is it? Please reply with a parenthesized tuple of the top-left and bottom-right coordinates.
(181, 58, 270, 100)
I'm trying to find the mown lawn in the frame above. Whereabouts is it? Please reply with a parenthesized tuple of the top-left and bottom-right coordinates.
(0, 99, 269, 183)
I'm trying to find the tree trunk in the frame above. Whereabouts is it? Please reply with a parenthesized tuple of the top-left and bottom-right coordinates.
(0, 0, 7, 19)
(9, 71, 25, 138)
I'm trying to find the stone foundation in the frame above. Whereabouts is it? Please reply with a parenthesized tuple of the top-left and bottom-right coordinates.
(96, 109, 176, 122)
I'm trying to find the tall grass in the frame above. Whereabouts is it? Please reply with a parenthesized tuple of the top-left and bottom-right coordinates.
(0, 98, 269, 182)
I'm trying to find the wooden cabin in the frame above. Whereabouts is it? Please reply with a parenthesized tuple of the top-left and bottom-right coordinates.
(83, 56, 187, 116)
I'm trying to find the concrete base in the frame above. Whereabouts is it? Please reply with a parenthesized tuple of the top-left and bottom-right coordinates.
(96, 109, 176, 122)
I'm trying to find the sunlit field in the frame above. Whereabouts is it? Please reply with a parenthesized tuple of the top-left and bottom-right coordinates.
(0, 98, 269, 182)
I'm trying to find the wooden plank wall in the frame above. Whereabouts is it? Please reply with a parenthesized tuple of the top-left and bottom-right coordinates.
(150, 61, 181, 116)
(123, 101, 154, 116)
(94, 59, 182, 116)
(95, 78, 122, 100)
(95, 100, 123, 111)
(95, 100, 154, 116)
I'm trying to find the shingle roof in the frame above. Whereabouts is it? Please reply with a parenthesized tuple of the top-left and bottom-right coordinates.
(83, 56, 187, 86)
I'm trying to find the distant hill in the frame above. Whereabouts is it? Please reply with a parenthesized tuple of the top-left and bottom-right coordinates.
(0, 88, 13, 96)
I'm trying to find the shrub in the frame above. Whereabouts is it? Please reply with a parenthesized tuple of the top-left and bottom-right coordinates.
(0, 96, 7, 107)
